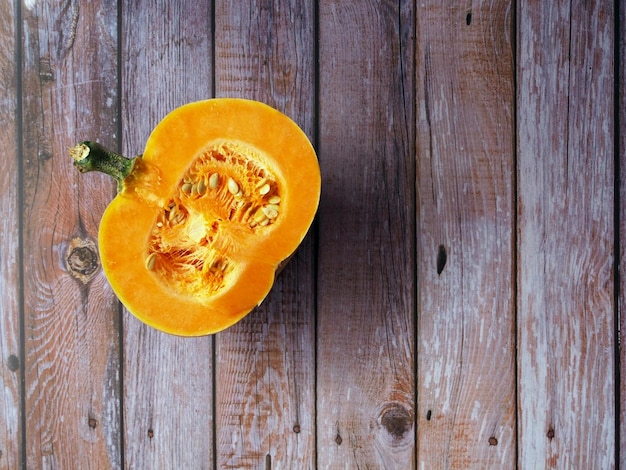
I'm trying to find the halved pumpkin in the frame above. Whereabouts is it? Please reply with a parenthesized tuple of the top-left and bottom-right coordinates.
(71, 98, 320, 336)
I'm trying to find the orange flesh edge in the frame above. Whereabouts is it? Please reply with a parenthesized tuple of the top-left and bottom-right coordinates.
(99, 99, 320, 336)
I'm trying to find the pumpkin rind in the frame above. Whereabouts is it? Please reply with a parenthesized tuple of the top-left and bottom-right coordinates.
(95, 98, 320, 335)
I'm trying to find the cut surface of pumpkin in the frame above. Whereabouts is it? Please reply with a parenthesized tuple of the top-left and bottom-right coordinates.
(71, 98, 320, 336)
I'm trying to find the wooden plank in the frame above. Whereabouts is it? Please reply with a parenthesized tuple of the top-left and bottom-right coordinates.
(316, 1, 415, 467)
(120, 2, 215, 468)
(517, 1, 616, 467)
(0, 0, 22, 468)
(615, 2, 626, 464)
(414, 2, 516, 467)
(213, 1, 316, 468)
(20, 1, 122, 467)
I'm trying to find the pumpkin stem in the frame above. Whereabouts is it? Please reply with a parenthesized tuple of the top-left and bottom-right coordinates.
(70, 141, 139, 191)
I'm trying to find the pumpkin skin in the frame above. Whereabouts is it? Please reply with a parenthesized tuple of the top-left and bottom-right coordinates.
(79, 99, 320, 336)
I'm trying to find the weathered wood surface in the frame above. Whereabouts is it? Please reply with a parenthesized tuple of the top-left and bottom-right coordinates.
(214, 1, 316, 468)
(614, 1, 626, 469)
(316, 1, 415, 468)
(120, 1, 215, 468)
(0, 1, 21, 469)
(517, 1, 616, 467)
(0, 0, 621, 468)
(415, 1, 516, 467)
(20, 1, 121, 468)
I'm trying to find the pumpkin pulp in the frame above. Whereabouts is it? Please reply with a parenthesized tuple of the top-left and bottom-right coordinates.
(72, 99, 320, 336)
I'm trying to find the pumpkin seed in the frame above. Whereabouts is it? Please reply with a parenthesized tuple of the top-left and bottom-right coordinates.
(197, 180, 207, 195)
(253, 209, 268, 222)
(268, 195, 281, 204)
(262, 206, 279, 219)
(173, 211, 185, 225)
(227, 177, 239, 195)
(182, 183, 193, 194)
(145, 253, 157, 270)
(209, 173, 219, 189)
(259, 183, 271, 195)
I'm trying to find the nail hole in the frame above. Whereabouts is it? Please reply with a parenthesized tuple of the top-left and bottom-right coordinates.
(293, 424, 301, 433)
(265, 453, 271, 470)
(335, 433, 343, 445)
(437, 245, 447, 275)
(426, 410, 432, 421)
(88, 418, 98, 429)
(466, 12, 472, 25)
(547, 428, 555, 439)
(147, 429, 154, 439)
(489, 436, 498, 446)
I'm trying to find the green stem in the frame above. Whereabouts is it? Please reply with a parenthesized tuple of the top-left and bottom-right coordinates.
(70, 141, 139, 191)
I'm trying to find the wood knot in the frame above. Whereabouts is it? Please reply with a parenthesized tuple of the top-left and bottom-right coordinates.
(6, 354, 19, 372)
(66, 237, 99, 284)
(380, 404, 413, 441)
(38, 149, 53, 161)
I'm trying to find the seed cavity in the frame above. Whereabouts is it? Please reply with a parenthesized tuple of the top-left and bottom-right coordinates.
(147, 142, 283, 298)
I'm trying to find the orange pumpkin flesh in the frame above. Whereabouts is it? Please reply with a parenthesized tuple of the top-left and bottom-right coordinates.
(72, 99, 320, 336)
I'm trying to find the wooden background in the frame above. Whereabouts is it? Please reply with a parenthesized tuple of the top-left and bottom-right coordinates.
(0, 0, 622, 468)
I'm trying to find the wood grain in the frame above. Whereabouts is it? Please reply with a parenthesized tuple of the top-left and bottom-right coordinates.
(0, 0, 21, 468)
(517, 1, 616, 467)
(213, 1, 316, 468)
(120, 1, 215, 468)
(21, 1, 122, 467)
(317, 1, 416, 467)
(415, 2, 516, 467)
